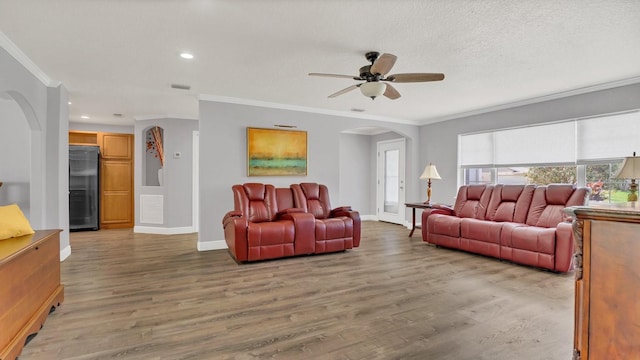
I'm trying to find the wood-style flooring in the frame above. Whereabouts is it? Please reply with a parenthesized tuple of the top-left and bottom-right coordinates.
(19, 221, 574, 360)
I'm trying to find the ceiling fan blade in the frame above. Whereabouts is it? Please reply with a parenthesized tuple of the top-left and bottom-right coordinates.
(386, 73, 445, 83)
(383, 84, 401, 100)
(309, 72, 359, 80)
(370, 53, 397, 76)
(328, 84, 359, 98)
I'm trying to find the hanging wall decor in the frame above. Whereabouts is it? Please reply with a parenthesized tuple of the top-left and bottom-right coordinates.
(247, 127, 307, 176)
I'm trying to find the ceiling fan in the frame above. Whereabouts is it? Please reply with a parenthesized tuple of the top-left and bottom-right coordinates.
(309, 51, 445, 100)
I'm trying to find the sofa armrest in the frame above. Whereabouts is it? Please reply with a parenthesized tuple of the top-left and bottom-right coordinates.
(280, 212, 316, 255)
(222, 210, 243, 225)
(223, 213, 248, 262)
(275, 207, 306, 219)
(330, 206, 352, 215)
(431, 204, 454, 214)
(555, 221, 575, 272)
(421, 207, 457, 242)
(330, 208, 361, 247)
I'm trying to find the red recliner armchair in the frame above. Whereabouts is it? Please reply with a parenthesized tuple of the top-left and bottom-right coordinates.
(222, 183, 315, 262)
(291, 183, 361, 253)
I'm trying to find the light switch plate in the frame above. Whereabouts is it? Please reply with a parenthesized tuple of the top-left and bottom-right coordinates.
(173, 152, 181, 159)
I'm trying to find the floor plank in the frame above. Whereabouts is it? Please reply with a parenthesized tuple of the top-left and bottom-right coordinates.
(18, 221, 574, 360)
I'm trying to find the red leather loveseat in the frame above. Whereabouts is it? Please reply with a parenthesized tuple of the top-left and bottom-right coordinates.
(223, 183, 360, 262)
(422, 184, 589, 272)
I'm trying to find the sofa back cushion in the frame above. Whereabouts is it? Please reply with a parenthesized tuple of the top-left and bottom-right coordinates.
(526, 184, 589, 228)
(292, 183, 331, 219)
(486, 184, 535, 223)
(232, 183, 278, 223)
(453, 185, 493, 219)
(275, 187, 295, 211)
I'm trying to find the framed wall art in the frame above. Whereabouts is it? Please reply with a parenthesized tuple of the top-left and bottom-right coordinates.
(247, 127, 307, 176)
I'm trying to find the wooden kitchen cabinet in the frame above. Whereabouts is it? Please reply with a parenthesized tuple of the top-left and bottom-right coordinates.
(565, 204, 640, 360)
(69, 131, 134, 229)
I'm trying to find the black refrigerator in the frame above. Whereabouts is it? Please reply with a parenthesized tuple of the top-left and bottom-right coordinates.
(69, 145, 100, 231)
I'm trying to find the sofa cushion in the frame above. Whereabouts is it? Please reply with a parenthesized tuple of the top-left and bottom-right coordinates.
(500, 222, 556, 270)
(428, 214, 461, 238)
(294, 183, 332, 219)
(247, 220, 295, 260)
(233, 183, 279, 223)
(486, 185, 535, 223)
(526, 184, 587, 228)
(275, 187, 295, 211)
(453, 185, 494, 219)
(460, 218, 502, 244)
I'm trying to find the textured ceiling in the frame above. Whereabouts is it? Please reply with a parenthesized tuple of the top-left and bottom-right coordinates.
(1, 0, 639, 126)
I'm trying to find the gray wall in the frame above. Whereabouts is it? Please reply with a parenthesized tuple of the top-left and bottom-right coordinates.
(0, 97, 31, 216)
(198, 100, 421, 246)
(135, 118, 198, 229)
(420, 82, 640, 205)
(0, 46, 69, 256)
(339, 133, 371, 213)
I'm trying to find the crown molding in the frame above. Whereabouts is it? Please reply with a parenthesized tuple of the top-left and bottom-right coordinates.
(198, 94, 417, 126)
(0, 31, 59, 87)
(419, 76, 640, 125)
(133, 114, 198, 121)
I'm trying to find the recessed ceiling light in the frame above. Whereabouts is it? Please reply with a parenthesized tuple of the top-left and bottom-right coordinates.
(179, 52, 194, 60)
(80, 115, 90, 119)
(68, 101, 72, 105)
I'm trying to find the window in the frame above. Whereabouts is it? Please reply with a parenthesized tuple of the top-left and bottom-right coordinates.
(585, 162, 627, 203)
(458, 110, 638, 204)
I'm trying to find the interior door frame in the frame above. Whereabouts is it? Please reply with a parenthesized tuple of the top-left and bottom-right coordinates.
(192, 130, 199, 233)
(376, 138, 406, 224)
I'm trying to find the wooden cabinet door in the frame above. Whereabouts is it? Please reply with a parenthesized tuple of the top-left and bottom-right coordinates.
(101, 159, 133, 228)
(99, 133, 134, 229)
(100, 133, 132, 159)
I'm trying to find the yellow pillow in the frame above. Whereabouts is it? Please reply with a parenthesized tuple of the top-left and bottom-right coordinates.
(0, 204, 35, 240)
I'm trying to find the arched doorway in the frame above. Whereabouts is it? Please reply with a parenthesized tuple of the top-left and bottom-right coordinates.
(0, 93, 33, 218)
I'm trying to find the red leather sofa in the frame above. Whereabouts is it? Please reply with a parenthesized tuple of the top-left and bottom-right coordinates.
(422, 184, 589, 272)
(223, 183, 360, 262)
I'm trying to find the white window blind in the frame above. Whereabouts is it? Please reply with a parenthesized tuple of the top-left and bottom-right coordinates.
(577, 111, 640, 162)
(494, 121, 576, 166)
(459, 132, 494, 167)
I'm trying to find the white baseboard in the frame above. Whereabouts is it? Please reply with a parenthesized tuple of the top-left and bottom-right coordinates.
(134, 226, 196, 235)
(60, 245, 71, 262)
(198, 239, 227, 251)
(361, 214, 378, 221)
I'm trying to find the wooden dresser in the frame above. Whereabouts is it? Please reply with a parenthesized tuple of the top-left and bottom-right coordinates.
(565, 204, 640, 360)
(0, 230, 64, 360)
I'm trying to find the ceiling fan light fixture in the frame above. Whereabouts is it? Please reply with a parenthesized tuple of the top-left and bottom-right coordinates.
(360, 82, 386, 99)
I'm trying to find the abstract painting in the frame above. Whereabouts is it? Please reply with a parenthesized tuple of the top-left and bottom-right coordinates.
(247, 127, 307, 176)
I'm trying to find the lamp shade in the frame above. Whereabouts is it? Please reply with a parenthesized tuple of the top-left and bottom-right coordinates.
(420, 163, 441, 180)
(360, 82, 386, 99)
(614, 153, 640, 179)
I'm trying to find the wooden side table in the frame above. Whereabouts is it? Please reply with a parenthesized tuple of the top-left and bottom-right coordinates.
(404, 202, 432, 237)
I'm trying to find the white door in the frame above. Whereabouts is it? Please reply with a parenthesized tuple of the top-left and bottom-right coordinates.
(377, 138, 406, 224)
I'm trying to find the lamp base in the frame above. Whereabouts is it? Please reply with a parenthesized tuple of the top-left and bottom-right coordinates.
(628, 180, 638, 202)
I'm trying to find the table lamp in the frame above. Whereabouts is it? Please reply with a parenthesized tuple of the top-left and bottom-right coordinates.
(614, 152, 640, 202)
(420, 163, 441, 204)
